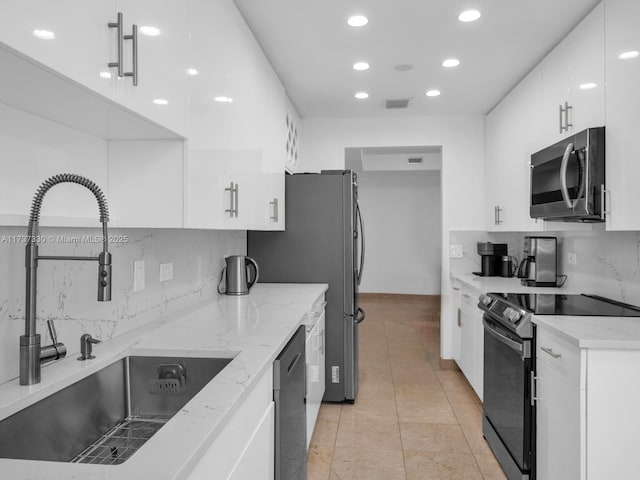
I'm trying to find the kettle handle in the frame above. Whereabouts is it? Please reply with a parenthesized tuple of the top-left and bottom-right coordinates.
(217, 267, 227, 294)
(245, 257, 259, 290)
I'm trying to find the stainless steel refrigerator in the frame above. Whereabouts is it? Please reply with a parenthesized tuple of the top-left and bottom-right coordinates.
(248, 170, 365, 402)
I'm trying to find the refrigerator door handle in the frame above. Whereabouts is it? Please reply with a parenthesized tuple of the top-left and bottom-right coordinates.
(355, 307, 366, 324)
(356, 202, 365, 285)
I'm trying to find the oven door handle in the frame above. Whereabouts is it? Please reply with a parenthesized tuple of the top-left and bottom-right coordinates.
(482, 318, 528, 357)
(560, 142, 575, 209)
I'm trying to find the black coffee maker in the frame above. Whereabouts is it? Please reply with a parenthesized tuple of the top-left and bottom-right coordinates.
(474, 242, 509, 277)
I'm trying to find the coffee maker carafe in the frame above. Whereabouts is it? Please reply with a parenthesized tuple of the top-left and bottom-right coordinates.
(518, 236, 557, 287)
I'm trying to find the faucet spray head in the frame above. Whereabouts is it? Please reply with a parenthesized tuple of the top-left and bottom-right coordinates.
(98, 251, 112, 302)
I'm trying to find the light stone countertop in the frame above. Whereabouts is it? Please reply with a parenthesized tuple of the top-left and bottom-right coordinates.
(0, 283, 328, 480)
(452, 272, 640, 350)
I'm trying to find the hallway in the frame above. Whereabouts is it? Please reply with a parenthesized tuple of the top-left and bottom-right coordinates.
(307, 294, 506, 479)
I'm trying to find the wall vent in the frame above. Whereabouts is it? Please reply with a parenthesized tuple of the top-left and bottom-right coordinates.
(385, 98, 410, 109)
(407, 157, 423, 164)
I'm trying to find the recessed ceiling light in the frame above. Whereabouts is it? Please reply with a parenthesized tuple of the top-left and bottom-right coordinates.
(442, 58, 460, 68)
(354, 92, 369, 99)
(458, 10, 481, 22)
(153, 98, 169, 105)
(353, 62, 370, 71)
(347, 15, 368, 27)
(33, 29, 55, 40)
(426, 90, 441, 97)
(99, 71, 112, 79)
(140, 26, 161, 37)
(619, 50, 640, 60)
(579, 82, 597, 90)
(214, 96, 234, 103)
(186, 68, 199, 76)
(394, 64, 414, 72)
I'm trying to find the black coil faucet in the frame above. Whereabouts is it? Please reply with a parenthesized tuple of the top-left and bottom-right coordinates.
(21, 174, 112, 385)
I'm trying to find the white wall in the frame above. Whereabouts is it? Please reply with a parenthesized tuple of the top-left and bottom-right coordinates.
(299, 115, 486, 358)
(358, 170, 441, 295)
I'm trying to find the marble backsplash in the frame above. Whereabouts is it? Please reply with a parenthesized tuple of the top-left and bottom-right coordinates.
(0, 226, 245, 385)
(450, 226, 640, 303)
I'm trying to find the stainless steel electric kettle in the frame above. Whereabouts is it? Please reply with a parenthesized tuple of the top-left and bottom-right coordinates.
(218, 255, 259, 295)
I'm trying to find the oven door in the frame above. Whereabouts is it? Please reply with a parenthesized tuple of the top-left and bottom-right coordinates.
(482, 316, 534, 476)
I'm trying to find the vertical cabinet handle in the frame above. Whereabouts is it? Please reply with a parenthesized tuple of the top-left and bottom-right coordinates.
(494, 205, 502, 225)
(108, 12, 124, 77)
(600, 184, 609, 221)
(558, 104, 564, 133)
(269, 198, 278, 222)
(559, 102, 573, 133)
(124, 24, 138, 86)
(108, 13, 138, 86)
(530, 371, 541, 406)
(225, 182, 238, 218)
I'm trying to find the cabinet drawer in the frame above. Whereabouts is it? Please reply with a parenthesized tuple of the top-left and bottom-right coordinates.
(536, 326, 581, 387)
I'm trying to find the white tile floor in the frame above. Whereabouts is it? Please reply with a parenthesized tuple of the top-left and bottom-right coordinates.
(307, 294, 507, 480)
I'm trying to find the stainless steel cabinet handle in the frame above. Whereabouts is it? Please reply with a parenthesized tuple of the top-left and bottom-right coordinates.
(124, 24, 138, 86)
(560, 102, 573, 133)
(463, 293, 472, 299)
(457, 308, 462, 327)
(452, 287, 461, 291)
(531, 371, 541, 406)
(108, 12, 124, 77)
(600, 184, 610, 220)
(270, 198, 278, 222)
(494, 205, 502, 225)
(224, 182, 237, 218)
(540, 346, 561, 358)
(558, 104, 563, 133)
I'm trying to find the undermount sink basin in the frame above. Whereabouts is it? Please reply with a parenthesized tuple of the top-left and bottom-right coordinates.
(0, 355, 232, 465)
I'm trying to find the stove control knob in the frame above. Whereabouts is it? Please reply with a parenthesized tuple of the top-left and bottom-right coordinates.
(504, 307, 514, 319)
(480, 295, 493, 307)
(508, 310, 522, 323)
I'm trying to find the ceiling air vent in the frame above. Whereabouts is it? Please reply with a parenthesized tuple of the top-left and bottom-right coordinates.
(407, 157, 423, 164)
(385, 98, 410, 109)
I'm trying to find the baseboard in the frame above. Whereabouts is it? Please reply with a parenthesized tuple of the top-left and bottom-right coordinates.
(359, 293, 441, 302)
(439, 358, 460, 371)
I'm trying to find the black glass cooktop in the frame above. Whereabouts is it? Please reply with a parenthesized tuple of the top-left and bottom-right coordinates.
(491, 293, 640, 317)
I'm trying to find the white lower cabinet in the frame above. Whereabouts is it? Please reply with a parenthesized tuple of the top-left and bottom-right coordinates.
(457, 285, 483, 400)
(535, 327, 581, 480)
(187, 367, 273, 480)
(534, 323, 640, 479)
(305, 301, 326, 448)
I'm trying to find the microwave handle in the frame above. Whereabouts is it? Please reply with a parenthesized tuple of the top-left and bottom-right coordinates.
(560, 142, 575, 208)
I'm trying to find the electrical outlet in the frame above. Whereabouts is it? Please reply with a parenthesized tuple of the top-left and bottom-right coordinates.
(450, 244, 464, 258)
(567, 252, 577, 265)
(133, 260, 145, 292)
(160, 262, 174, 282)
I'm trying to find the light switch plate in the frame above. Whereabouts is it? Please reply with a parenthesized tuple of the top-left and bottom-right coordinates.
(160, 262, 173, 282)
(449, 244, 464, 258)
(133, 260, 145, 292)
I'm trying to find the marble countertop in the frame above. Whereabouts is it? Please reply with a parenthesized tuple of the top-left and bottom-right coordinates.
(0, 283, 328, 480)
(452, 272, 640, 350)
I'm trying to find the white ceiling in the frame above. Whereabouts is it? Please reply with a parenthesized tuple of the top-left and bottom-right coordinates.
(233, 0, 601, 118)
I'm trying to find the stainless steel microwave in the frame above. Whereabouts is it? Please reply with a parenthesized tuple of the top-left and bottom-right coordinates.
(530, 127, 605, 222)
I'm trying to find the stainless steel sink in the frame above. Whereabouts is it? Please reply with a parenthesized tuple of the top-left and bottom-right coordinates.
(0, 355, 232, 465)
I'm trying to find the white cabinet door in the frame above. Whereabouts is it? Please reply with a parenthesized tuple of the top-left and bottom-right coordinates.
(535, 357, 581, 480)
(451, 282, 462, 363)
(541, 3, 605, 146)
(0, 0, 116, 101)
(306, 311, 325, 448)
(232, 402, 275, 480)
(485, 65, 544, 232)
(115, 0, 189, 137)
(254, 174, 285, 231)
(604, 0, 640, 231)
(458, 289, 477, 391)
(471, 305, 484, 401)
(535, 327, 582, 480)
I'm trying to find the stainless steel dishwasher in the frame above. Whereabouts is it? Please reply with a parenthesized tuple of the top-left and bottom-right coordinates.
(274, 325, 307, 480)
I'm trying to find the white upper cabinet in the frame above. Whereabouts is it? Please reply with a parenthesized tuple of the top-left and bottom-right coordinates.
(185, 0, 286, 231)
(0, 1, 188, 137)
(114, 0, 189, 137)
(485, 65, 544, 232)
(540, 2, 605, 146)
(0, 1, 116, 100)
(604, 0, 640, 231)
